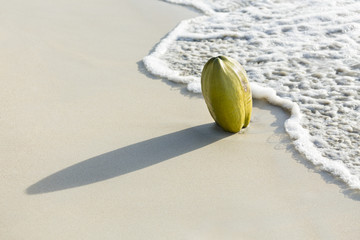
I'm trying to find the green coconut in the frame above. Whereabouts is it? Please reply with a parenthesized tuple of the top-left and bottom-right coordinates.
(201, 56, 252, 133)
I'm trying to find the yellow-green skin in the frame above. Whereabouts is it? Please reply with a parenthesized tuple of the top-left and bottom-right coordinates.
(201, 56, 252, 133)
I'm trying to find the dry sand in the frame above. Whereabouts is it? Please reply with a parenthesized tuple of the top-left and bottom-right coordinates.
(1, 0, 360, 239)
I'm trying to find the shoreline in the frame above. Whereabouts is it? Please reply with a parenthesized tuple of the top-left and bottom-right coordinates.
(1, 0, 360, 239)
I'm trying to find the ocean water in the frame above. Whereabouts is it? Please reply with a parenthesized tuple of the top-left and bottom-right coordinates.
(143, 0, 360, 189)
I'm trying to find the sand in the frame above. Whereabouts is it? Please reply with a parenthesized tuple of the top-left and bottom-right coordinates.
(1, 0, 360, 239)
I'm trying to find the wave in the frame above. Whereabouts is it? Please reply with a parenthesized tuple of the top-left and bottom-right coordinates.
(143, 0, 360, 189)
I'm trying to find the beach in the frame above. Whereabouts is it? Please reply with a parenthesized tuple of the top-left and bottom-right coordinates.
(1, 0, 360, 239)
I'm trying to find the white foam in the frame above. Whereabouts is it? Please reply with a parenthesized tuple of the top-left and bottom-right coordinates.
(144, 0, 360, 189)
(143, 18, 198, 84)
(251, 82, 360, 189)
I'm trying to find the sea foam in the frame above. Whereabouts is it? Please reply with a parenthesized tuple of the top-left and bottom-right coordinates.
(143, 0, 360, 189)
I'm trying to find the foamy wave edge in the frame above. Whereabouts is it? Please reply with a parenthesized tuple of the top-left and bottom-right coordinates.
(142, 17, 360, 190)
